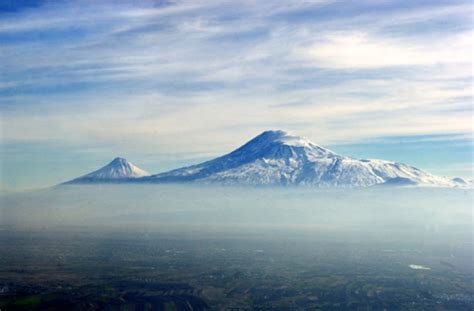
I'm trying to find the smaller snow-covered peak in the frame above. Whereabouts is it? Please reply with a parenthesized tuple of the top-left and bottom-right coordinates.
(109, 157, 133, 167)
(65, 157, 150, 184)
(96, 157, 150, 178)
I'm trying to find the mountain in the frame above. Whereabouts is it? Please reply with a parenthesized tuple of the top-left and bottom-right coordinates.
(144, 130, 457, 187)
(63, 131, 467, 187)
(65, 157, 150, 184)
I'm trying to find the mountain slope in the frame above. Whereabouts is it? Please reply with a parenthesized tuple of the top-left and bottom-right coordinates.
(145, 130, 456, 187)
(65, 157, 150, 184)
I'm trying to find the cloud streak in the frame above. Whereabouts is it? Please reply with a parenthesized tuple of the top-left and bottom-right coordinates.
(299, 31, 471, 69)
(0, 0, 472, 188)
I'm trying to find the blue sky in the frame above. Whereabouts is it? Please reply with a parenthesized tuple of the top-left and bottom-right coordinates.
(0, 0, 472, 189)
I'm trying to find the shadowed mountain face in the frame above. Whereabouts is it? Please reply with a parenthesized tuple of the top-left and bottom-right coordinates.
(64, 131, 465, 187)
(65, 157, 150, 184)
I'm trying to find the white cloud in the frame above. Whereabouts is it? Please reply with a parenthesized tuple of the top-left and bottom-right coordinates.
(0, 0, 472, 156)
(299, 31, 472, 69)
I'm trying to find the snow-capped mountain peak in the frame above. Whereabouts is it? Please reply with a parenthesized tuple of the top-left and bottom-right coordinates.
(145, 130, 457, 187)
(227, 130, 340, 162)
(65, 157, 150, 184)
(261, 130, 314, 148)
(246, 130, 319, 149)
(63, 130, 466, 188)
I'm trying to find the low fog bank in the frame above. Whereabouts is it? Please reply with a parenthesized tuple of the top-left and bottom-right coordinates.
(0, 185, 471, 243)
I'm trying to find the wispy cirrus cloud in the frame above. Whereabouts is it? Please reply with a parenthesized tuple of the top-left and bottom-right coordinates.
(298, 31, 472, 69)
(0, 0, 472, 188)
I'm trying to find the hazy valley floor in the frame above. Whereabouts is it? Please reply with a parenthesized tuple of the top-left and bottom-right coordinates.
(0, 185, 472, 310)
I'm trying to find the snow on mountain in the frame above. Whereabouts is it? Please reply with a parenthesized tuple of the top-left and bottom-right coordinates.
(62, 131, 466, 188)
(65, 157, 150, 184)
(145, 130, 457, 187)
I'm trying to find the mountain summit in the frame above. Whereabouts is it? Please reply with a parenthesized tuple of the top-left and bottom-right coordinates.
(145, 130, 457, 187)
(65, 157, 150, 184)
(63, 131, 466, 187)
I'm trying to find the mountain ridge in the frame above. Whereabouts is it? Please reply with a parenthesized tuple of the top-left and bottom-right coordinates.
(64, 131, 469, 188)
